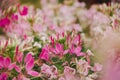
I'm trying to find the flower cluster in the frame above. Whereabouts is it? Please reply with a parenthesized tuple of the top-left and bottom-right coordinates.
(1, 0, 119, 80)
(0, 32, 102, 80)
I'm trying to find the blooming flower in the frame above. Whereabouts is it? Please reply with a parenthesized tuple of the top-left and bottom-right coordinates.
(11, 14, 18, 21)
(19, 6, 28, 16)
(62, 66, 78, 80)
(76, 59, 90, 76)
(41, 64, 58, 79)
(91, 63, 102, 72)
(69, 45, 85, 56)
(51, 43, 68, 56)
(0, 17, 10, 27)
(24, 53, 39, 76)
(39, 48, 50, 61)
(0, 56, 21, 73)
(0, 72, 8, 80)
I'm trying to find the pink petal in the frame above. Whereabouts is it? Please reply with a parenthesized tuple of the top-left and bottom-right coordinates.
(92, 63, 102, 72)
(72, 34, 81, 45)
(76, 52, 85, 57)
(74, 46, 82, 53)
(24, 53, 32, 64)
(14, 65, 21, 73)
(11, 14, 18, 21)
(19, 6, 28, 16)
(0, 56, 4, 68)
(4, 57, 11, 68)
(63, 50, 69, 55)
(39, 48, 49, 61)
(25, 57, 34, 71)
(17, 52, 23, 63)
(0, 17, 10, 27)
(12, 77, 17, 80)
(0, 72, 8, 80)
(22, 77, 30, 80)
(8, 63, 21, 73)
(59, 77, 65, 80)
(55, 43, 63, 53)
(8, 63, 16, 70)
(27, 70, 39, 76)
(15, 46, 19, 55)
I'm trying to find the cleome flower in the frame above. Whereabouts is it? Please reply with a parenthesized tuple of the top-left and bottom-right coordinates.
(0, 56, 20, 72)
(24, 53, 39, 76)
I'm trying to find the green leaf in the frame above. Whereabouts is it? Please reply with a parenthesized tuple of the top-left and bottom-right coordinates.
(31, 77, 43, 80)
(64, 53, 72, 63)
(34, 36, 42, 42)
(54, 61, 64, 73)
(58, 37, 66, 44)
(51, 57, 59, 62)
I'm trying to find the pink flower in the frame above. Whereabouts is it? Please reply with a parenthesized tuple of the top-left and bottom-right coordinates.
(69, 45, 85, 56)
(39, 48, 50, 61)
(25, 53, 39, 76)
(0, 17, 10, 27)
(19, 6, 28, 16)
(0, 72, 8, 80)
(15, 46, 23, 63)
(51, 43, 68, 56)
(0, 56, 21, 73)
(8, 63, 21, 73)
(41, 64, 58, 79)
(72, 34, 81, 46)
(52, 43, 64, 54)
(64, 66, 76, 75)
(41, 64, 53, 77)
(63, 66, 77, 80)
(91, 63, 102, 72)
(11, 14, 18, 21)
(50, 36, 54, 46)
(76, 59, 90, 76)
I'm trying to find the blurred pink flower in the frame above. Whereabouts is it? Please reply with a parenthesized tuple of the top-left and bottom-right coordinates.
(11, 14, 18, 21)
(15, 46, 23, 63)
(19, 6, 28, 16)
(0, 17, 10, 27)
(0, 56, 21, 73)
(63, 66, 77, 80)
(69, 45, 85, 56)
(39, 48, 50, 61)
(51, 43, 68, 56)
(76, 59, 90, 76)
(41, 64, 58, 79)
(0, 72, 8, 80)
(91, 63, 102, 72)
(72, 34, 81, 46)
(25, 53, 39, 76)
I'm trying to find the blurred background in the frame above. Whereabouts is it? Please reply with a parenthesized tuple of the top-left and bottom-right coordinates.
(0, 0, 113, 9)
(0, 0, 118, 11)
(19, 0, 112, 8)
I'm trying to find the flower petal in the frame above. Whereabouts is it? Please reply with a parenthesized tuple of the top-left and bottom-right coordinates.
(27, 70, 39, 76)
(0, 56, 4, 68)
(8, 63, 16, 70)
(25, 57, 34, 71)
(14, 65, 21, 73)
(0, 72, 8, 80)
(4, 57, 11, 68)
(24, 53, 32, 64)
(39, 48, 49, 61)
